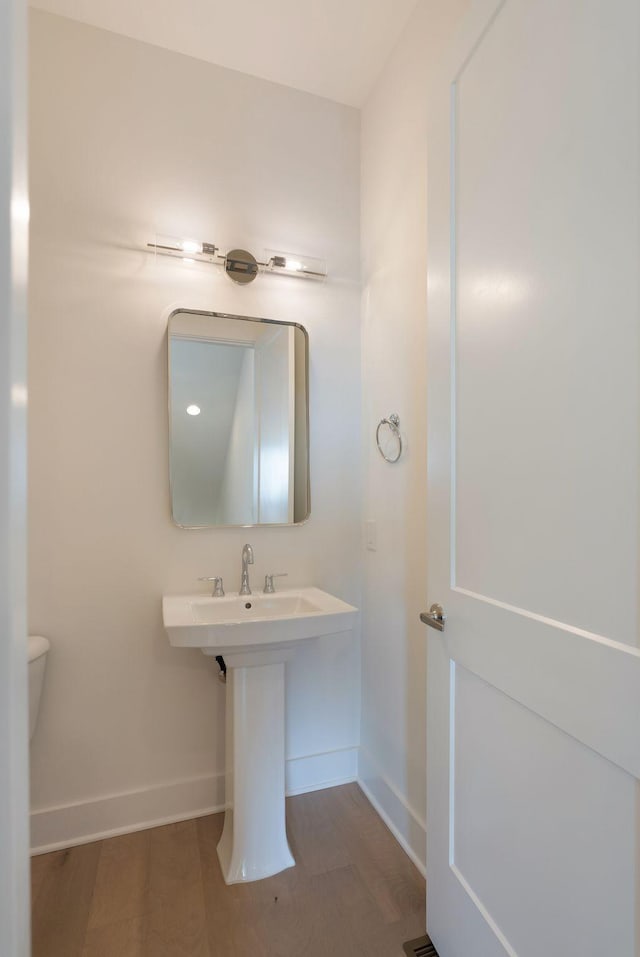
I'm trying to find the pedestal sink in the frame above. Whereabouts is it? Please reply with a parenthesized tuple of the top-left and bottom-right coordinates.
(162, 587, 358, 884)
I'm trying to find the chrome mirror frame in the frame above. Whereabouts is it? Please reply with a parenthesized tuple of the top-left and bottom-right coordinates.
(167, 308, 311, 529)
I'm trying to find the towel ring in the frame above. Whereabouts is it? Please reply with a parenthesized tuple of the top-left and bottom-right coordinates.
(376, 413, 402, 463)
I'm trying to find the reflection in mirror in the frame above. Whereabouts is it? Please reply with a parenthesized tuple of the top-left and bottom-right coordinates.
(168, 310, 309, 527)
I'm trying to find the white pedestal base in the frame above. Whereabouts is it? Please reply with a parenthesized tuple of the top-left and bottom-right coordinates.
(217, 658, 295, 884)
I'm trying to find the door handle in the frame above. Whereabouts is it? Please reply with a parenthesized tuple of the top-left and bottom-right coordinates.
(420, 603, 447, 632)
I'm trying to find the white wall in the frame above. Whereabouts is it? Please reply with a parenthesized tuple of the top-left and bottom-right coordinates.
(359, 0, 470, 872)
(218, 349, 257, 526)
(0, 0, 30, 952)
(28, 10, 361, 851)
(256, 326, 295, 524)
(170, 339, 248, 526)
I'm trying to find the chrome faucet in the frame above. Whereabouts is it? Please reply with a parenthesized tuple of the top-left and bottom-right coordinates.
(263, 573, 288, 594)
(240, 543, 254, 595)
(198, 576, 225, 598)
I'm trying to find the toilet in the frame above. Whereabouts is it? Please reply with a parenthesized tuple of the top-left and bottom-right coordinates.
(28, 635, 50, 742)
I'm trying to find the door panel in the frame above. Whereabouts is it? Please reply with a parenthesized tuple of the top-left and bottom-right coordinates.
(453, 666, 635, 956)
(453, 0, 639, 645)
(426, 1, 640, 955)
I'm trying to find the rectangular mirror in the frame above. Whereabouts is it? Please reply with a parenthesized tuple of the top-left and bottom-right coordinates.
(168, 309, 310, 528)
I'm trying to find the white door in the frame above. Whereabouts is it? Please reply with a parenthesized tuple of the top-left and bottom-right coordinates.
(256, 325, 295, 524)
(425, 1, 640, 955)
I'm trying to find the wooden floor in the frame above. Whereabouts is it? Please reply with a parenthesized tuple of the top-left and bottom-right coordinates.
(31, 783, 425, 957)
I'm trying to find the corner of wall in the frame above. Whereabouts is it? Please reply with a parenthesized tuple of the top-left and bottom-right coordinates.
(358, 748, 426, 876)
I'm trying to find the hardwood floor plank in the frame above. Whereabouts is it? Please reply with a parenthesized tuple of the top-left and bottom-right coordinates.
(87, 829, 150, 930)
(318, 861, 397, 955)
(31, 842, 103, 957)
(299, 865, 386, 957)
(145, 819, 211, 957)
(32, 784, 426, 957)
(197, 813, 270, 956)
(82, 915, 147, 957)
(245, 869, 358, 957)
(285, 788, 350, 877)
(30, 850, 54, 907)
(332, 784, 425, 924)
(373, 912, 432, 957)
(197, 813, 365, 955)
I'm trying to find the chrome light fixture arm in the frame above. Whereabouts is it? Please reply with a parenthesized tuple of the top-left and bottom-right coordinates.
(147, 236, 327, 283)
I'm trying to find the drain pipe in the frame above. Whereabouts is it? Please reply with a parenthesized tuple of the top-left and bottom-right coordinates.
(215, 655, 227, 683)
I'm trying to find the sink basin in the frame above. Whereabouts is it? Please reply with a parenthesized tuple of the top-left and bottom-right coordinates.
(162, 586, 357, 654)
(162, 584, 358, 886)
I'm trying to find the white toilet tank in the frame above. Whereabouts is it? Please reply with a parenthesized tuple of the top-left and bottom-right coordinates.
(28, 635, 50, 742)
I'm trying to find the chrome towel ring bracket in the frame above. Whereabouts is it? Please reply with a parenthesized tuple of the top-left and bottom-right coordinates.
(376, 413, 403, 463)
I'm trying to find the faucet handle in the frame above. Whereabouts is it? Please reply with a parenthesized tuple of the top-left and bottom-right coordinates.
(198, 576, 225, 597)
(263, 573, 288, 594)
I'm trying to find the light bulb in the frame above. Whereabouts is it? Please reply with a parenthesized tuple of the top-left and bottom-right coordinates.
(181, 239, 202, 254)
(264, 250, 326, 280)
(186, 405, 201, 416)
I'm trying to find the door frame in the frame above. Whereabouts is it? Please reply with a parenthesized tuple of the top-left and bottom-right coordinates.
(0, 0, 30, 954)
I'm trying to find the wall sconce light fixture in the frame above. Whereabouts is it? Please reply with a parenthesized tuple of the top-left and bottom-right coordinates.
(147, 235, 327, 284)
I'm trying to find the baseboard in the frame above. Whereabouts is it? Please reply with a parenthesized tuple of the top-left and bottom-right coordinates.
(285, 746, 358, 796)
(357, 748, 426, 877)
(30, 746, 359, 854)
(30, 772, 226, 855)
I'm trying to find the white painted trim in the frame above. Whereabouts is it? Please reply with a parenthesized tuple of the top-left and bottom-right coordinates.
(357, 747, 426, 876)
(285, 746, 358, 796)
(0, 0, 29, 953)
(30, 746, 358, 854)
(30, 772, 226, 855)
(30, 805, 225, 857)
